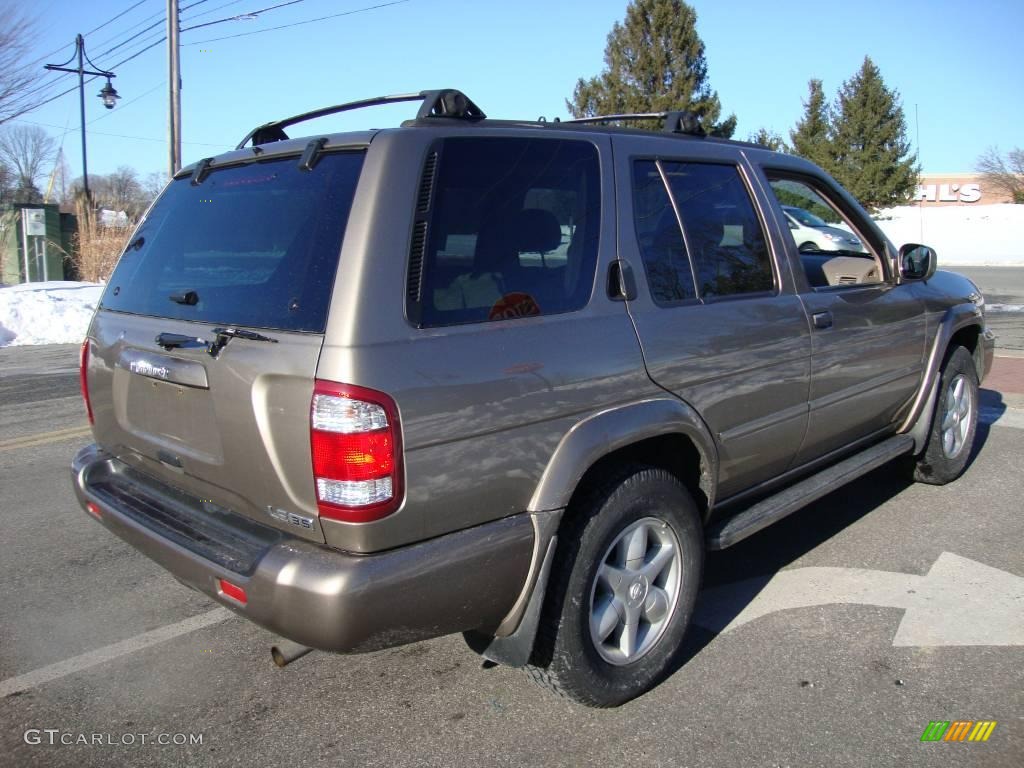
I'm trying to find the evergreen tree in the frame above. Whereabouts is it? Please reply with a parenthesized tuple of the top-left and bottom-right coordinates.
(749, 128, 788, 152)
(789, 79, 833, 171)
(568, 0, 736, 137)
(829, 57, 918, 211)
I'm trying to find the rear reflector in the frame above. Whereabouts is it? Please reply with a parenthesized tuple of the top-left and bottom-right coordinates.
(218, 578, 247, 605)
(311, 381, 403, 523)
(80, 339, 94, 425)
(86, 502, 102, 519)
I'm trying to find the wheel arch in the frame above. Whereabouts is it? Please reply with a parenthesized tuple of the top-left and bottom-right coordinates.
(901, 304, 988, 452)
(527, 397, 719, 522)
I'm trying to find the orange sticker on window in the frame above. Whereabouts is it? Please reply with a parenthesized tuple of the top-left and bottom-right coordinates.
(489, 292, 541, 321)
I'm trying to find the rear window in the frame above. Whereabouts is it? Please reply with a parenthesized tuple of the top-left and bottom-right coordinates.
(101, 152, 364, 333)
(411, 137, 601, 327)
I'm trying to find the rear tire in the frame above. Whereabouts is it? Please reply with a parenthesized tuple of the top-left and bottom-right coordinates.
(913, 346, 979, 485)
(526, 464, 703, 707)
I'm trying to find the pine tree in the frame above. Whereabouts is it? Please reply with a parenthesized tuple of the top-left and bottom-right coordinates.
(568, 0, 736, 137)
(789, 79, 833, 171)
(829, 57, 918, 211)
(749, 128, 788, 152)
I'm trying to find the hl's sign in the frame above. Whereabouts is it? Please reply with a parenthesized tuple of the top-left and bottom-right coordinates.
(915, 183, 981, 204)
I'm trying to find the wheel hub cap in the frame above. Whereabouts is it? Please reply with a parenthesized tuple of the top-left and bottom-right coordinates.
(588, 517, 682, 666)
(940, 373, 973, 459)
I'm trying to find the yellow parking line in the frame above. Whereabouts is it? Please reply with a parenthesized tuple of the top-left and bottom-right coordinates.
(0, 425, 93, 452)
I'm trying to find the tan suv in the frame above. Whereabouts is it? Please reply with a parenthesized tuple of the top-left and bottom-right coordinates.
(71, 89, 994, 706)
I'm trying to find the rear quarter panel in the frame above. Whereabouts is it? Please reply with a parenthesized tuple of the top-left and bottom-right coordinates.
(318, 129, 659, 553)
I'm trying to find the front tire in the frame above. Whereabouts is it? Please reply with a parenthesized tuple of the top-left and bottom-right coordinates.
(526, 465, 703, 707)
(913, 346, 979, 485)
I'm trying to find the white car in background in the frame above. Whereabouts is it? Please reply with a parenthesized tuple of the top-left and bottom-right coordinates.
(782, 205, 865, 253)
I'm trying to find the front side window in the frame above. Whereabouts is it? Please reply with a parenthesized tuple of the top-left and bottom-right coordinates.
(767, 175, 882, 288)
(414, 138, 601, 327)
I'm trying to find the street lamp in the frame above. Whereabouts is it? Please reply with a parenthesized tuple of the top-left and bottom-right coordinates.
(44, 35, 120, 204)
(98, 78, 120, 109)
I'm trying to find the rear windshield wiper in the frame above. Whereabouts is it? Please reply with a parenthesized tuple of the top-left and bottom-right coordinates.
(208, 327, 278, 358)
(156, 332, 206, 351)
(169, 290, 199, 305)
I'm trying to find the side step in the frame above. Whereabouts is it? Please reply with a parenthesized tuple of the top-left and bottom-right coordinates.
(706, 435, 914, 550)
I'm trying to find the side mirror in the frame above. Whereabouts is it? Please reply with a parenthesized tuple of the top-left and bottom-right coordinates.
(899, 243, 937, 281)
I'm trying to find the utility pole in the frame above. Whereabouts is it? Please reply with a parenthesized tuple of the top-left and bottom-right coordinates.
(167, 0, 182, 176)
(45, 36, 120, 207)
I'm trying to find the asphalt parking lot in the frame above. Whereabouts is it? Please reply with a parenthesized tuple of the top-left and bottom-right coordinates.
(1, 269, 1022, 767)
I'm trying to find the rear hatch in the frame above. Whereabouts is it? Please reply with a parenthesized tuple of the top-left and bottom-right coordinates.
(85, 149, 366, 543)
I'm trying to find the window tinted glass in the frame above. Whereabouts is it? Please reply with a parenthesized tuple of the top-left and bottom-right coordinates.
(767, 175, 880, 288)
(101, 152, 364, 332)
(661, 162, 773, 298)
(632, 160, 696, 303)
(417, 138, 600, 327)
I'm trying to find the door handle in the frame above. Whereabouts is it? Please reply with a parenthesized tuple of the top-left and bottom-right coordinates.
(812, 311, 833, 329)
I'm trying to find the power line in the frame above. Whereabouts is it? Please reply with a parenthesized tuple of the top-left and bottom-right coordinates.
(91, 7, 165, 50)
(26, 0, 156, 68)
(88, 82, 166, 125)
(5, 38, 168, 124)
(181, 0, 306, 32)
(13, 117, 226, 148)
(180, 0, 246, 25)
(83, 0, 153, 37)
(182, 0, 410, 44)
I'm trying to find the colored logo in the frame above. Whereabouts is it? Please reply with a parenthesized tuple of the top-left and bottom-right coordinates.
(920, 720, 997, 742)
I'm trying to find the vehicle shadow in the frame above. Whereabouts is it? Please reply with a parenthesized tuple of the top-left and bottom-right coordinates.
(670, 407, 999, 674)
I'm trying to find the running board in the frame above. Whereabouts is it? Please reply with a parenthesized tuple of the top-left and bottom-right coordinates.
(706, 435, 914, 550)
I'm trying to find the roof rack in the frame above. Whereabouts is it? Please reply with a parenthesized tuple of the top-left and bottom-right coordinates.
(563, 111, 705, 136)
(235, 89, 486, 149)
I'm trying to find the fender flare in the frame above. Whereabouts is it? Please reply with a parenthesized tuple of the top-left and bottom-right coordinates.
(900, 303, 986, 452)
(466, 398, 719, 667)
(527, 397, 719, 514)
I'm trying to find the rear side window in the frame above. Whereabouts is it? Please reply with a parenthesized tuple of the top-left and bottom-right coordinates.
(632, 161, 696, 303)
(660, 162, 773, 298)
(410, 137, 601, 327)
(101, 152, 365, 332)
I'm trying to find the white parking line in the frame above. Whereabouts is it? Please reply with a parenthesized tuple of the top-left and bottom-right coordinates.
(0, 608, 232, 698)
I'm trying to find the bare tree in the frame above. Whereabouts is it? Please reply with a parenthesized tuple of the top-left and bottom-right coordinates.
(0, 4, 47, 123)
(0, 124, 56, 202)
(141, 171, 168, 204)
(976, 146, 1024, 203)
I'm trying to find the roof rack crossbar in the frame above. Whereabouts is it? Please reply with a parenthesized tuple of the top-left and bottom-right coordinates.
(236, 89, 486, 149)
(563, 111, 705, 137)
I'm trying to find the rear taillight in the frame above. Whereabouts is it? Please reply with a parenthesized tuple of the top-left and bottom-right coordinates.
(310, 381, 403, 523)
(80, 339, 94, 425)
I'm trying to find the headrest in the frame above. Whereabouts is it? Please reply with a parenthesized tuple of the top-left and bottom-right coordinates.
(516, 208, 562, 254)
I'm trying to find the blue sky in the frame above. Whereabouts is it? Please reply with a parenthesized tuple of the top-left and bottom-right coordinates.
(15, 0, 1024, 180)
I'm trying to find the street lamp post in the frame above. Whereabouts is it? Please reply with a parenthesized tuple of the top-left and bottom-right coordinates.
(44, 35, 120, 205)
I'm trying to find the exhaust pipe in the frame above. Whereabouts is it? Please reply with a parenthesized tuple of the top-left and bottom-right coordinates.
(271, 640, 313, 668)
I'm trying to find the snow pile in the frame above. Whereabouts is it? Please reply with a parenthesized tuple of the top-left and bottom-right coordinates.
(874, 204, 1024, 266)
(0, 281, 104, 347)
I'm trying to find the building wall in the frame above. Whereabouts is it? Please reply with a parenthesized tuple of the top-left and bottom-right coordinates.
(915, 173, 1016, 206)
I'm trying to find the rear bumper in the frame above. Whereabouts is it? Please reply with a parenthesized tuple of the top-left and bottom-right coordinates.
(71, 444, 534, 652)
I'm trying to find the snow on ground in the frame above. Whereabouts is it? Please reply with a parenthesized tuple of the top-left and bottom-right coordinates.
(0, 281, 104, 347)
(873, 204, 1024, 266)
